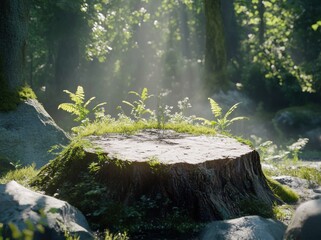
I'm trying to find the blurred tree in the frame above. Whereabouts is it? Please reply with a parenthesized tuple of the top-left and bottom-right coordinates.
(0, 0, 29, 90)
(234, 0, 321, 110)
(203, 0, 228, 92)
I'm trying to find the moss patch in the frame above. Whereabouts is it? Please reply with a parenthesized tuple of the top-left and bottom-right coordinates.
(0, 82, 37, 112)
(266, 176, 299, 204)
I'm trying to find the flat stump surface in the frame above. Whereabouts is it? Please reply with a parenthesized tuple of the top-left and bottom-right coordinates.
(88, 130, 252, 164)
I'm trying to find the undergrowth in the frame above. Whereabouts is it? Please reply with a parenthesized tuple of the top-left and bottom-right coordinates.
(0, 164, 39, 188)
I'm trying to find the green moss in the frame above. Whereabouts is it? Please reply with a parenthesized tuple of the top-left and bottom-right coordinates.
(266, 176, 299, 204)
(18, 85, 37, 100)
(0, 78, 37, 112)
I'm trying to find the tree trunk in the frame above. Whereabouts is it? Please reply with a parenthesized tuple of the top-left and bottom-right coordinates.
(221, 0, 239, 60)
(0, 0, 29, 90)
(258, 0, 265, 44)
(203, 0, 228, 92)
(33, 130, 276, 223)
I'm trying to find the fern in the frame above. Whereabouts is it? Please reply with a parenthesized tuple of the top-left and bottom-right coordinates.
(122, 87, 154, 121)
(208, 98, 222, 118)
(58, 86, 107, 132)
(197, 98, 248, 133)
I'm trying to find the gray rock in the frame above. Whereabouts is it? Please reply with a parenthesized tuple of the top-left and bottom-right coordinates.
(273, 175, 319, 202)
(0, 99, 69, 167)
(272, 105, 321, 149)
(285, 198, 321, 240)
(0, 181, 93, 240)
(201, 215, 286, 240)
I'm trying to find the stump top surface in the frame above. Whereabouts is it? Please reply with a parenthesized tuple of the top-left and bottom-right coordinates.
(87, 130, 253, 164)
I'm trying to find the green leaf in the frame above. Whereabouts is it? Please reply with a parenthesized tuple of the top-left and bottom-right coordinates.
(224, 102, 241, 120)
(84, 97, 96, 108)
(122, 100, 135, 108)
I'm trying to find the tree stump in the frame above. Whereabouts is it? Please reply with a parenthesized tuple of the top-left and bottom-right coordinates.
(33, 129, 276, 230)
(86, 129, 275, 221)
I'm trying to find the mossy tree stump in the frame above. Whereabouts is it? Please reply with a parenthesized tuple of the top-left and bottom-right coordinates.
(33, 129, 276, 230)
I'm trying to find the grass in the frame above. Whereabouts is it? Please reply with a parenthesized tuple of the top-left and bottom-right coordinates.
(0, 164, 39, 188)
(264, 164, 321, 185)
(79, 119, 217, 137)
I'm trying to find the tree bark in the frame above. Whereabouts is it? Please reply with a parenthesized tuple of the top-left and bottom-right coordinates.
(203, 0, 228, 92)
(0, 0, 29, 90)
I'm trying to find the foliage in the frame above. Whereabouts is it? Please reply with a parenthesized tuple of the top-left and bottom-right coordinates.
(197, 98, 248, 133)
(251, 135, 309, 163)
(273, 204, 294, 223)
(58, 86, 106, 133)
(312, 20, 321, 31)
(234, 0, 315, 93)
(0, 220, 45, 240)
(122, 88, 153, 121)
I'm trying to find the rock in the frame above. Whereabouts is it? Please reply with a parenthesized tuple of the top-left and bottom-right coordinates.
(201, 215, 286, 240)
(0, 99, 69, 167)
(0, 181, 93, 240)
(272, 105, 321, 149)
(285, 198, 321, 240)
(272, 176, 319, 202)
(33, 130, 276, 225)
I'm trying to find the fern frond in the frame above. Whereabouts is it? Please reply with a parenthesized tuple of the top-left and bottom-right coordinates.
(224, 102, 241, 120)
(141, 88, 148, 101)
(128, 91, 140, 97)
(229, 116, 249, 123)
(84, 97, 96, 108)
(208, 98, 222, 118)
(73, 86, 85, 104)
(92, 102, 107, 111)
(58, 103, 81, 116)
(122, 100, 135, 108)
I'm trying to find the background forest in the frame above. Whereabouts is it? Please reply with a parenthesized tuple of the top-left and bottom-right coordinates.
(24, 0, 321, 152)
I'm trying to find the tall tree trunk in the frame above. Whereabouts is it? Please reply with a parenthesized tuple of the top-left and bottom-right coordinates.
(221, 0, 239, 60)
(0, 0, 28, 90)
(258, 0, 265, 44)
(203, 0, 228, 92)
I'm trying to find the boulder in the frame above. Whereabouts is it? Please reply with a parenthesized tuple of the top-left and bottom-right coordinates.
(272, 105, 321, 149)
(0, 181, 93, 240)
(285, 198, 321, 240)
(201, 215, 286, 240)
(273, 175, 320, 202)
(0, 99, 69, 167)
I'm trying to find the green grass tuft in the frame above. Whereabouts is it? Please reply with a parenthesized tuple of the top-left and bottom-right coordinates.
(0, 164, 39, 188)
